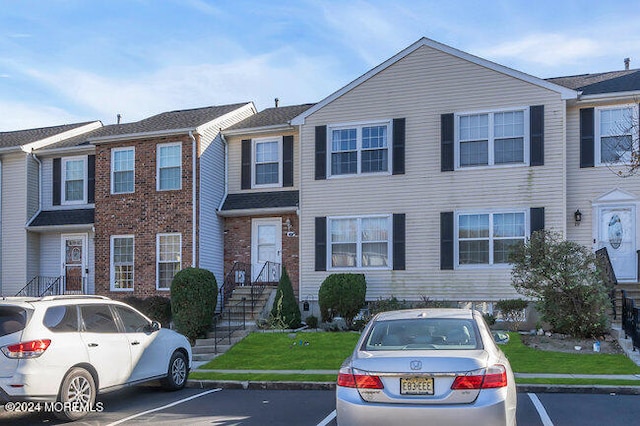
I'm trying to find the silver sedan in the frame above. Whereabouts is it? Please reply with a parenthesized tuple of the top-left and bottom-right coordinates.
(336, 308, 516, 426)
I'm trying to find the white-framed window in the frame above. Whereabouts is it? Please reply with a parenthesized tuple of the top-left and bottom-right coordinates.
(456, 108, 528, 168)
(328, 121, 390, 177)
(328, 215, 391, 269)
(110, 235, 134, 291)
(455, 210, 526, 267)
(157, 143, 182, 191)
(62, 156, 87, 204)
(253, 137, 282, 187)
(111, 147, 135, 194)
(596, 105, 638, 165)
(157, 233, 181, 290)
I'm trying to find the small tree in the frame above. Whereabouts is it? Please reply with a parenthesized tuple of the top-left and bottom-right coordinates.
(269, 266, 301, 329)
(510, 230, 609, 338)
(495, 298, 528, 331)
(170, 267, 218, 343)
(318, 273, 366, 324)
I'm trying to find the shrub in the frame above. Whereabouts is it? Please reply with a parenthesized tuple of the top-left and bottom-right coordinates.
(123, 295, 172, 327)
(495, 299, 528, 331)
(305, 315, 318, 329)
(170, 267, 218, 343)
(510, 230, 609, 338)
(269, 267, 301, 329)
(318, 273, 366, 324)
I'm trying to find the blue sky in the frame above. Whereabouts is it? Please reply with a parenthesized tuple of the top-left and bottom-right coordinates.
(1, 0, 639, 131)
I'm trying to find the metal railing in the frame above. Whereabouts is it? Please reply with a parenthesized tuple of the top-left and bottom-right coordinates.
(15, 276, 63, 297)
(211, 296, 247, 353)
(218, 262, 251, 311)
(621, 290, 640, 351)
(251, 261, 280, 310)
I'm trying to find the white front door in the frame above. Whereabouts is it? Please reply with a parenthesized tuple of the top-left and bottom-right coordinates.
(61, 234, 87, 293)
(597, 206, 636, 281)
(251, 218, 282, 281)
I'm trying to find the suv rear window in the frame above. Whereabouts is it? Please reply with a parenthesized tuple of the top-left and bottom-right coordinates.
(0, 306, 29, 337)
(44, 305, 79, 332)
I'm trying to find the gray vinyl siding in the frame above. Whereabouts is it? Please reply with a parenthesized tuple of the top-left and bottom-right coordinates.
(299, 44, 567, 302)
(27, 155, 40, 219)
(1, 154, 28, 295)
(198, 105, 256, 283)
(39, 233, 61, 277)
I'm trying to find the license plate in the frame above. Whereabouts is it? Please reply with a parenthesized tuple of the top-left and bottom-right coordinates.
(400, 377, 434, 395)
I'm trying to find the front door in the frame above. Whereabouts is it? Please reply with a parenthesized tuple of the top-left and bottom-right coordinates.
(251, 218, 282, 281)
(62, 234, 87, 294)
(597, 206, 636, 281)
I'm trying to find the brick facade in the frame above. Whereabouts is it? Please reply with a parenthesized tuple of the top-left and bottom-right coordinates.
(94, 134, 196, 299)
(224, 213, 300, 298)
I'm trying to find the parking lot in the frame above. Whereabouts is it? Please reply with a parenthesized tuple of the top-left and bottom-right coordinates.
(2, 386, 640, 425)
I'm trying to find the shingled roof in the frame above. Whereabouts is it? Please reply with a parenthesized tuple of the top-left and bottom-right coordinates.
(0, 121, 98, 150)
(547, 69, 640, 95)
(226, 104, 314, 131)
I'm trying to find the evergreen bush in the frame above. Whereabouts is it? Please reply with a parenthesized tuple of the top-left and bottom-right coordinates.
(170, 267, 218, 343)
(269, 266, 301, 329)
(318, 273, 366, 324)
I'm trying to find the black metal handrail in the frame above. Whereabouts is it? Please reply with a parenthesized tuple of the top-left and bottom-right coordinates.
(595, 247, 618, 320)
(621, 289, 640, 351)
(15, 276, 63, 297)
(219, 262, 251, 312)
(212, 297, 246, 353)
(251, 261, 280, 309)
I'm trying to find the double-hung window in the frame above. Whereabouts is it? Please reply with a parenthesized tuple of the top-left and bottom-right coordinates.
(111, 236, 134, 291)
(62, 157, 86, 204)
(157, 233, 181, 290)
(597, 106, 636, 164)
(111, 147, 134, 194)
(329, 215, 390, 269)
(253, 137, 282, 186)
(457, 109, 527, 168)
(157, 143, 181, 191)
(330, 122, 389, 176)
(457, 211, 525, 266)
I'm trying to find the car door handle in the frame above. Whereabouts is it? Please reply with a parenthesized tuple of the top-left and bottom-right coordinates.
(131, 341, 140, 346)
(88, 343, 98, 347)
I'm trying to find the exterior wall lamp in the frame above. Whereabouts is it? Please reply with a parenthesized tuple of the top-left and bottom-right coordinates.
(574, 209, 582, 226)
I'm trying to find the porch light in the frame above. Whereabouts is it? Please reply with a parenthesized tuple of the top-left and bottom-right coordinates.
(574, 209, 582, 225)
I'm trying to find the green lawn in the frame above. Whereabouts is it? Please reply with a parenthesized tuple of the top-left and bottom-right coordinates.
(191, 330, 640, 384)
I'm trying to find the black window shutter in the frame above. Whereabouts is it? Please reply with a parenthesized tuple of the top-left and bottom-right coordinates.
(315, 217, 327, 271)
(530, 207, 545, 234)
(392, 118, 405, 175)
(241, 139, 251, 189)
(580, 108, 595, 168)
(88, 155, 95, 204)
(530, 105, 544, 166)
(315, 125, 327, 180)
(392, 213, 406, 270)
(283, 136, 294, 187)
(441, 114, 454, 172)
(53, 158, 61, 206)
(440, 212, 454, 270)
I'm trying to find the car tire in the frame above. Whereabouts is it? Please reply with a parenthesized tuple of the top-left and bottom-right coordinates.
(54, 367, 96, 421)
(162, 350, 188, 391)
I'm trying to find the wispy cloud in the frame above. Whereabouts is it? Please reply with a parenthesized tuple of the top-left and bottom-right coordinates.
(0, 102, 85, 131)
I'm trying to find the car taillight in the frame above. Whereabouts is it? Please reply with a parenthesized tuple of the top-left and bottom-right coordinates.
(451, 364, 508, 390)
(1, 339, 51, 359)
(337, 367, 384, 389)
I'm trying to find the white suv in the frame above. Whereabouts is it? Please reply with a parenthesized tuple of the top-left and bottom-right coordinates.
(0, 295, 192, 421)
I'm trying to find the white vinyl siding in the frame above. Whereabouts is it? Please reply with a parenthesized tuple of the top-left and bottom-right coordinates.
(157, 143, 182, 191)
(111, 147, 135, 194)
(62, 156, 86, 204)
(157, 233, 181, 290)
(111, 235, 134, 291)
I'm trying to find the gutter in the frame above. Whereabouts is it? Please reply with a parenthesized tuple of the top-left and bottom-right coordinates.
(576, 90, 640, 103)
(189, 131, 197, 268)
(223, 123, 294, 137)
(218, 132, 229, 212)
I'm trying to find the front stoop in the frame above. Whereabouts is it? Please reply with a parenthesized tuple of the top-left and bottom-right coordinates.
(192, 325, 256, 362)
(611, 283, 640, 327)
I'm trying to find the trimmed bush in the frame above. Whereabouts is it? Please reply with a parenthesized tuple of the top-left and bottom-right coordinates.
(305, 315, 318, 329)
(269, 267, 301, 329)
(123, 295, 172, 327)
(495, 298, 528, 331)
(318, 273, 366, 324)
(170, 267, 218, 343)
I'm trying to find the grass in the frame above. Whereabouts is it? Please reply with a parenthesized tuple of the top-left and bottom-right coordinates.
(190, 330, 640, 384)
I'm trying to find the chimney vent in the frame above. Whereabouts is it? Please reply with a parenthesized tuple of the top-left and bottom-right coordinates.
(624, 58, 630, 70)
(274, 98, 279, 108)
(117, 113, 122, 124)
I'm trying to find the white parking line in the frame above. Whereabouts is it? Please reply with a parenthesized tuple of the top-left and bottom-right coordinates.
(105, 388, 222, 426)
(317, 409, 337, 426)
(528, 393, 554, 426)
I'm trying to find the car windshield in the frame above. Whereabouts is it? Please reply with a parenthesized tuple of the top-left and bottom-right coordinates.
(0, 306, 30, 337)
(362, 318, 481, 351)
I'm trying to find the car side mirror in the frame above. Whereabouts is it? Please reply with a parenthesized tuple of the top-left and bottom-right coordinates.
(492, 331, 510, 345)
(145, 321, 161, 333)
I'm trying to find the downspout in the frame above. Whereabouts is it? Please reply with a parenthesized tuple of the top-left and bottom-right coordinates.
(189, 131, 197, 268)
(218, 130, 229, 212)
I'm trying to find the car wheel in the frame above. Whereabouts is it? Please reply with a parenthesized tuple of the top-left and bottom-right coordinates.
(55, 367, 96, 421)
(162, 350, 188, 390)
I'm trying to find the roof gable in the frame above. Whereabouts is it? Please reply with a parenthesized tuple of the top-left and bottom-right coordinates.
(226, 104, 314, 133)
(0, 121, 101, 151)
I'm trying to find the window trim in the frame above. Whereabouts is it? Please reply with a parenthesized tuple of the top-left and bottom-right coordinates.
(595, 104, 639, 166)
(454, 209, 528, 269)
(111, 147, 135, 194)
(454, 107, 530, 170)
(327, 214, 393, 271)
(326, 119, 392, 178)
(252, 136, 283, 188)
(110, 235, 135, 292)
(156, 233, 182, 291)
(156, 142, 182, 191)
(61, 156, 87, 205)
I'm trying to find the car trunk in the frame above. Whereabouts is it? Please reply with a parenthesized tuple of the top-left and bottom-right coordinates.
(0, 306, 30, 377)
(350, 349, 489, 404)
